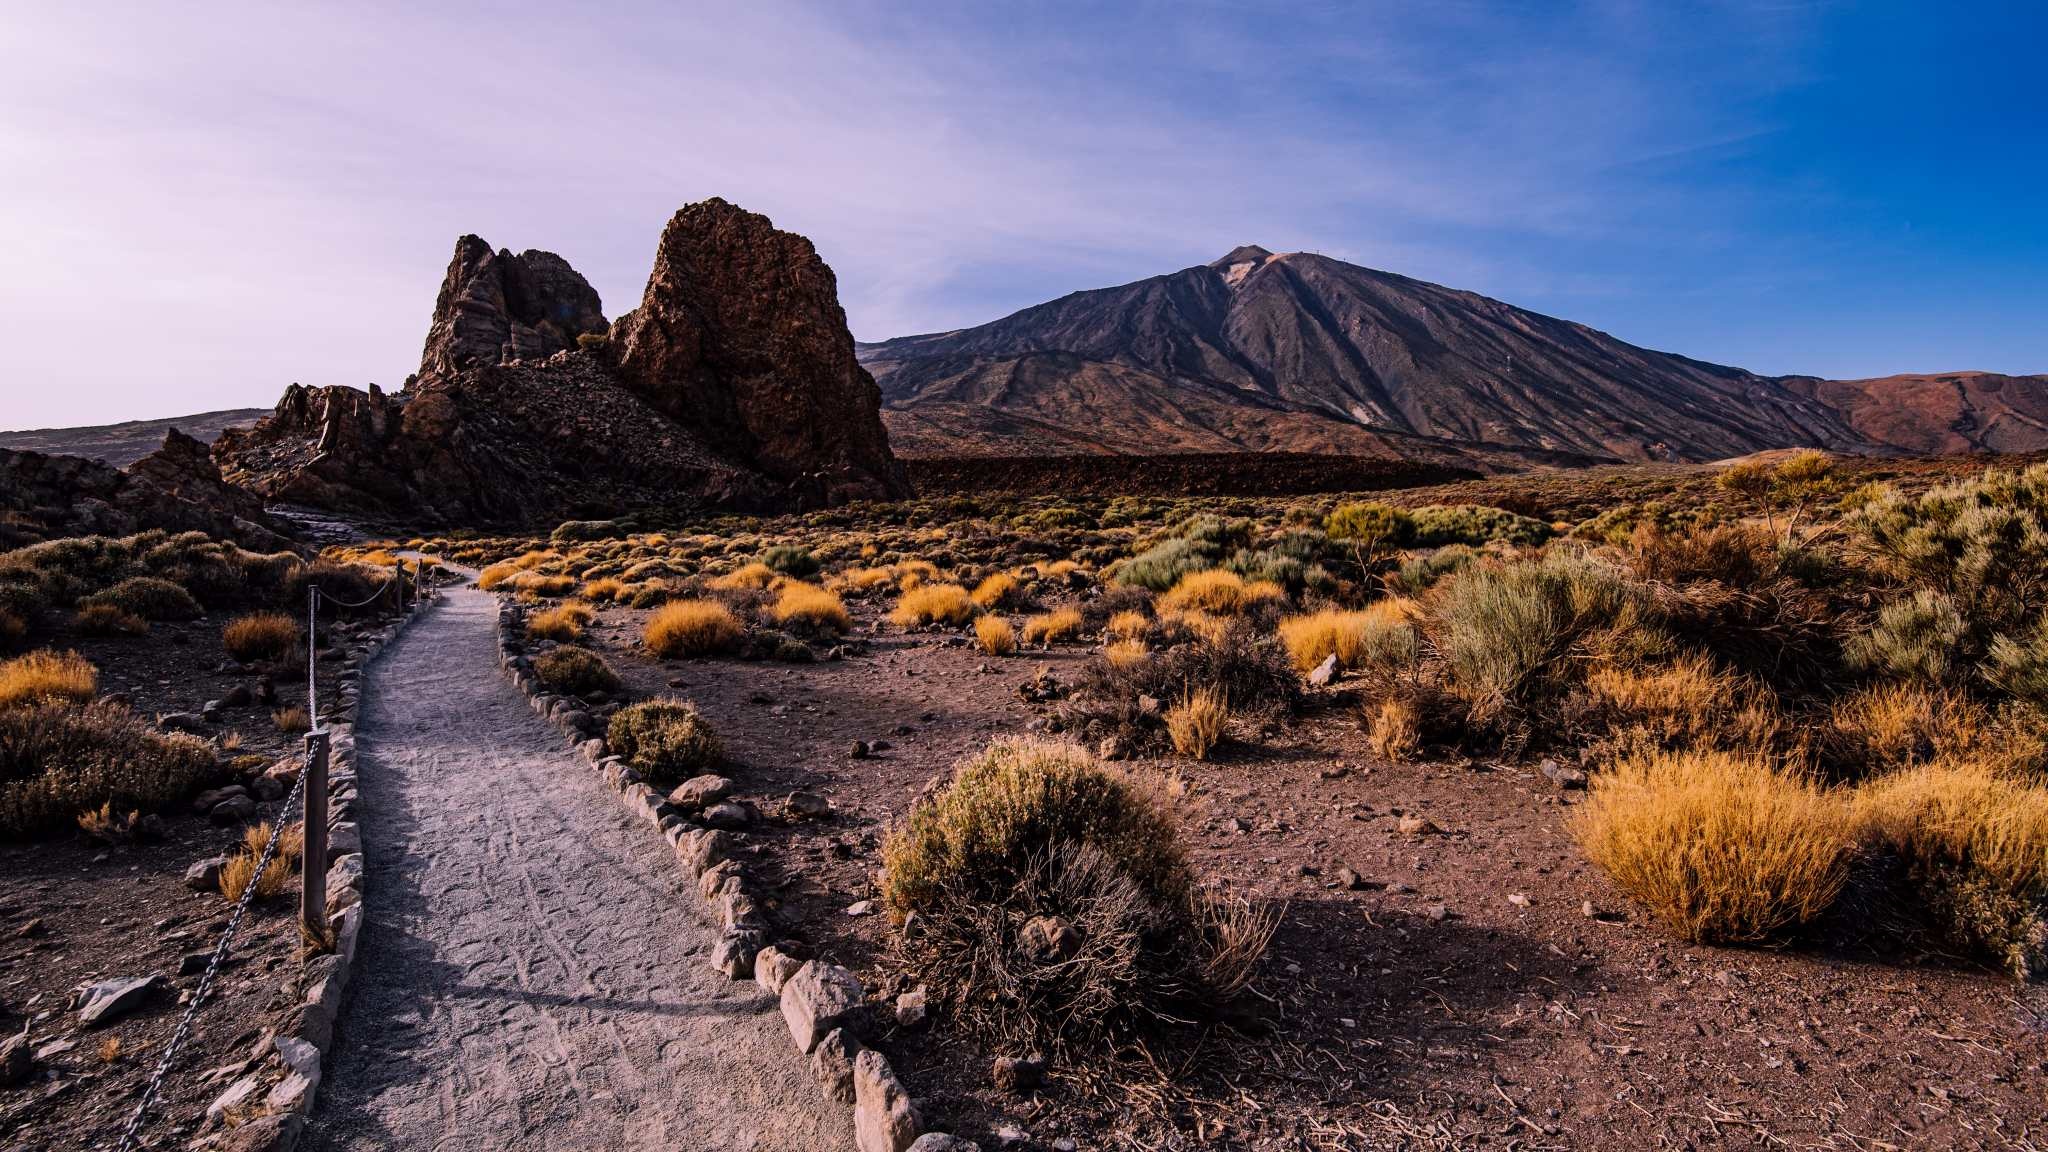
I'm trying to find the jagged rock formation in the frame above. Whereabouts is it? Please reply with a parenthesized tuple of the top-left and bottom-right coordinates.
(214, 201, 907, 526)
(0, 434, 293, 550)
(610, 199, 907, 502)
(418, 238, 608, 378)
(863, 248, 1884, 463)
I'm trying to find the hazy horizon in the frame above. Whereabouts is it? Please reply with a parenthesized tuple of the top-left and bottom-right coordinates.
(3, 1, 2043, 431)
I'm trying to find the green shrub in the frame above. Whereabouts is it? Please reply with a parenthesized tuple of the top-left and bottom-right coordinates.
(606, 699, 721, 786)
(760, 544, 820, 578)
(1389, 544, 1477, 595)
(1847, 591, 1968, 684)
(1116, 538, 1208, 591)
(532, 645, 622, 697)
(1435, 553, 1635, 718)
(1408, 504, 1552, 548)
(0, 700, 219, 837)
(81, 576, 201, 621)
(1323, 502, 1413, 569)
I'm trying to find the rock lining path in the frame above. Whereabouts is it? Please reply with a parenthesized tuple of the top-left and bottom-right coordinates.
(308, 584, 841, 1151)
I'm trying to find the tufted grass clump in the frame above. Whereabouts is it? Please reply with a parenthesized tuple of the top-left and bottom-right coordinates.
(1166, 687, 1228, 759)
(0, 649, 98, 711)
(974, 615, 1018, 656)
(533, 645, 622, 697)
(881, 738, 1272, 1048)
(80, 576, 202, 622)
(1277, 600, 1419, 675)
(73, 603, 148, 636)
(223, 612, 301, 663)
(526, 603, 595, 643)
(1434, 553, 1636, 720)
(1021, 607, 1085, 646)
(606, 699, 721, 786)
(709, 562, 779, 592)
(219, 821, 304, 903)
(772, 581, 851, 635)
(891, 584, 975, 628)
(1157, 570, 1282, 617)
(1572, 747, 1852, 944)
(1854, 762, 2048, 979)
(645, 600, 746, 657)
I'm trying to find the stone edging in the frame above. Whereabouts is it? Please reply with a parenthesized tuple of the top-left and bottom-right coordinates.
(492, 599, 970, 1152)
(192, 590, 437, 1152)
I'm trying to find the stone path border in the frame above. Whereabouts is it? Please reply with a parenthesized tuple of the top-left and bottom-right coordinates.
(493, 600, 974, 1152)
(190, 591, 437, 1151)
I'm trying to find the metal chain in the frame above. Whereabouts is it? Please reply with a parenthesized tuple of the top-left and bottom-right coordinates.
(114, 762, 313, 1152)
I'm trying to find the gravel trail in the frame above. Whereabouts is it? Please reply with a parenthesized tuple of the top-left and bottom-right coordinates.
(308, 584, 840, 1151)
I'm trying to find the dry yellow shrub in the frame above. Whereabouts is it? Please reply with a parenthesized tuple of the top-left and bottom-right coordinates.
(1277, 599, 1419, 674)
(0, 650, 97, 711)
(773, 582, 850, 634)
(1367, 697, 1421, 762)
(1105, 610, 1150, 641)
(1167, 687, 1229, 760)
(526, 603, 594, 642)
(708, 562, 778, 592)
(1572, 747, 1851, 943)
(974, 616, 1018, 656)
(1021, 607, 1085, 645)
(891, 584, 975, 628)
(971, 572, 1021, 609)
(1157, 570, 1282, 616)
(646, 600, 745, 657)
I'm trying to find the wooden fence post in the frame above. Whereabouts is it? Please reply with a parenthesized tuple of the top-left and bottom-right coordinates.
(301, 730, 330, 942)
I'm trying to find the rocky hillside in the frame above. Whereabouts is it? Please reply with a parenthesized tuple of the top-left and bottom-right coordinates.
(215, 199, 907, 526)
(1778, 371, 2048, 456)
(0, 409, 268, 468)
(863, 247, 2041, 462)
(0, 430, 292, 550)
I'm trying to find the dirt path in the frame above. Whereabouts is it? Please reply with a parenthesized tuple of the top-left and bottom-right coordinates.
(308, 585, 843, 1152)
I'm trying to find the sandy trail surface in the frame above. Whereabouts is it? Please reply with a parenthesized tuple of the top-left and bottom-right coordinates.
(307, 584, 841, 1151)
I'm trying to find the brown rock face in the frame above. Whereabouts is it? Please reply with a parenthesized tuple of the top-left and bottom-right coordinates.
(418, 237, 607, 378)
(610, 199, 908, 502)
(0, 436, 292, 551)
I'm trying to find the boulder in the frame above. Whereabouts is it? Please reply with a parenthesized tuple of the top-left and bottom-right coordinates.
(853, 1047, 920, 1152)
(811, 1026, 860, 1106)
(77, 974, 162, 1027)
(184, 855, 229, 892)
(754, 946, 803, 996)
(781, 962, 863, 1053)
(0, 1030, 31, 1087)
(667, 774, 735, 811)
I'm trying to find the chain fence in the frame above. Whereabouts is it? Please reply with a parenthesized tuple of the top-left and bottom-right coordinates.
(111, 559, 418, 1151)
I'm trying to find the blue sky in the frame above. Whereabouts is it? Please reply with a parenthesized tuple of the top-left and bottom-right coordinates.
(1, 1, 2041, 429)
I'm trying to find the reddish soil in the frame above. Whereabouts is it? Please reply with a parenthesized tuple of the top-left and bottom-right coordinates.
(0, 611, 391, 1150)
(569, 593, 2048, 1151)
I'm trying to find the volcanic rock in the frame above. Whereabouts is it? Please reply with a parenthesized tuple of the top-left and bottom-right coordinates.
(418, 236, 607, 378)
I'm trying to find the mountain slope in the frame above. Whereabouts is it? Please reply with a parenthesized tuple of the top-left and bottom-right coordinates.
(0, 408, 268, 468)
(862, 249, 1902, 463)
(1778, 372, 2048, 456)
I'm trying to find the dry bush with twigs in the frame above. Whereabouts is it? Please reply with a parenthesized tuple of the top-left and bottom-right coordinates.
(0, 698, 216, 837)
(645, 599, 746, 658)
(1366, 697, 1422, 762)
(606, 699, 721, 786)
(533, 645, 622, 697)
(881, 737, 1275, 1051)
(1572, 746, 1853, 944)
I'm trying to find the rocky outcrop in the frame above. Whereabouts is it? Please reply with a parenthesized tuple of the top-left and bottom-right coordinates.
(610, 199, 908, 503)
(418, 237, 607, 378)
(216, 200, 908, 526)
(0, 434, 294, 551)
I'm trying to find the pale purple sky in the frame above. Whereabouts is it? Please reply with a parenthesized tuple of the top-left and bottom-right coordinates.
(2, 1, 2042, 430)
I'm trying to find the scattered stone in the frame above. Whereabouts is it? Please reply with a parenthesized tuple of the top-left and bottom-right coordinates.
(184, 856, 228, 892)
(191, 785, 247, 814)
(1582, 899, 1598, 919)
(709, 929, 762, 979)
(907, 1136, 981, 1152)
(755, 946, 803, 996)
(812, 1026, 861, 1106)
(896, 988, 928, 1028)
(210, 795, 258, 824)
(1335, 867, 1365, 891)
(0, 1031, 31, 1087)
(669, 774, 734, 810)
(158, 712, 208, 734)
(845, 900, 875, 917)
(854, 1047, 920, 1152)
(179, 951, 212, 977)
(1307, 653, 1339, 687)
(248, 774, 285, 802)
(1019, 916, 1080, 963)
(786, 791, 834, 820)
(1137, 694, 1163, 716)
(1423, 904, 1450, 922)
(1097, 735, 1128, 761)
(77, 974, 162, 1027)
(851, 740, 872, 759)
(782, 962, 864, 1053)
(1396, 814, 1442, 836)
(701, 802, 753, 830)
(992, 1054, 1045, 1094)
(1508, 892, 1532, 908)
(1541, 759, 1588, 790)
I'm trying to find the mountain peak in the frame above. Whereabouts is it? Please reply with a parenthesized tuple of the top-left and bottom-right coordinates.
(1209, 244, 1274, 269)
